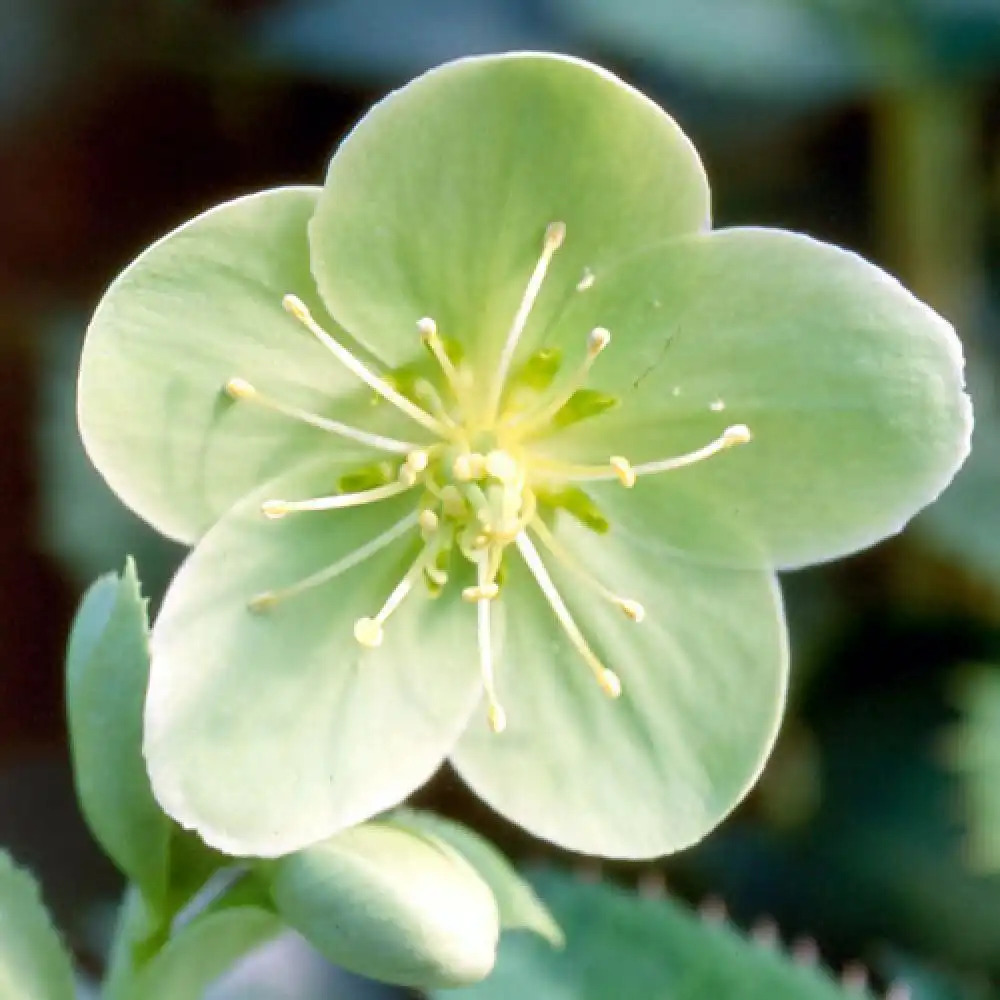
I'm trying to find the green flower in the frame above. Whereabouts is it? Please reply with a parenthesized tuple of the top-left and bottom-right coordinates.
(77, 53, 971, 859)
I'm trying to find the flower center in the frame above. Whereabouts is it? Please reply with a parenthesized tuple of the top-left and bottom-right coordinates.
(223, 223, 752, 732)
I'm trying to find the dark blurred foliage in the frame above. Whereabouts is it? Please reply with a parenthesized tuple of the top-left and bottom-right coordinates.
(2, 2, 1000, 997)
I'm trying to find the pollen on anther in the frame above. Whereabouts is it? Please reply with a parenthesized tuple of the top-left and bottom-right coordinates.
(576, 269, 595, 292)
(545, 220, 567, 249)
(610, 456, 636, 488)
(247, 592, 278, 613)
(406, 449, 430, 473)
(225, 376, 256, 400)
(488, 702, 508, 734)
(710, 398, 726, 412)
(620, 599, 645, 623)
(261, 500, 290, 520)
(463, 583, 499, 603)
(724, 424, 752, 445)
(599, 668, 623, 698)
(417, 316, 437, 339)
(587, 326, 611, 355)
(353, 617, 383, 648)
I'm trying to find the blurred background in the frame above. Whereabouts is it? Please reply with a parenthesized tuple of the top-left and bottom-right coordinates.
(2, 1, 1000, 997)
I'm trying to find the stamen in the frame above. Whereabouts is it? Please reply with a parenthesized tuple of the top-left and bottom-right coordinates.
(530, 518, 645, 623)
(473, 557, 506, 732)
(515, 531, 622, 699)
(223, 377, 419, 455)
(353, 547, 431, 648)
(418, 317, 468, 405)
(282, 294, 448, 437)
(247, 512, 417, 612)
(631, 424, 751, 477)
(507, 326, 611, 435)
(538, 425, 751, 484)
(486, 221, 566, 421)
(260, 478, 413, 519)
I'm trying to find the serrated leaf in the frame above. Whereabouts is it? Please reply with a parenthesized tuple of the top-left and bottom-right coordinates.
(265, 820, 499, 989)
(65, 557, 171, 909)
(386, 810, 563, 946)
(436, 868, 879, 1000)
(0, 851, 75, 1000)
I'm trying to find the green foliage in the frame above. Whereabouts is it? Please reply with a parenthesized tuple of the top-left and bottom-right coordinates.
(65, 558, 172, 912)
(0, 852, 75, 1000)
(437, 869, 888, 1000)
(949, 665, 1000, 871)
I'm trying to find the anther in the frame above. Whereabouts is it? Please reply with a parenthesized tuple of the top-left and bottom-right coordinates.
(224, 376, 256, 400)
(576, 268, 595, 292)
(417, 317, 437, 339)
(599, 668, 623, 698)
(261, 500, 290, 520)
(724, 423, 752, 445)
(453, 452, 486, 482)
(406, 449, 430, 473)
(353, 549, 429, 648)
(353, 617, 383, 648)
(587, 326, 611, 356)
(610, 456, 636, 488)
(462, 583, 499, 603)
(545, 220, 567, 249)
(487, 703, 507, 734)
(619, 599, 645, 623)
(418, 508, 439, 534)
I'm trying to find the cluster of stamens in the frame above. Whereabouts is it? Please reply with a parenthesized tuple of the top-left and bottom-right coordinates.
(223, 222, 752, 732)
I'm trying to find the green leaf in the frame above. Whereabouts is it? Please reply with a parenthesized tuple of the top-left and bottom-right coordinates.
(77, 185, 378, 544)
(539, 228, 972, 570)
(436, 868, 881, 1000)
(143, 458, 481, 857)
(451, 480, 787, 859)
(131, 906, 282, 1000)
(0, 852, 75, 1000)
(386, 810, 563, 946)
(948, 665, 1000, 871)
(310, 52, 709, 372)
(266, 820, 499, 989)
(65, 558, 171, 910)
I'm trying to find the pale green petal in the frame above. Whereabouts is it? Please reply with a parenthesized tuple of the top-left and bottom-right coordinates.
(144, 459, 481, 857)
(310, 53, 710, 372)
(451, 479, 788, 859)
(536, 227, 972, 569)
(78, 186, 403, 545)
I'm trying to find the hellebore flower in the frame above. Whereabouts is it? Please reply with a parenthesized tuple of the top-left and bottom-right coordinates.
(77, 53, 971, 859)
